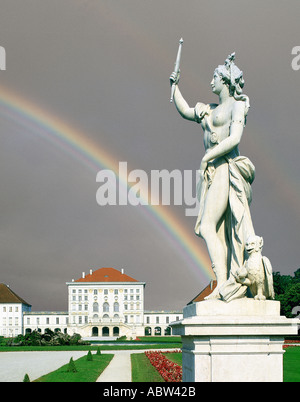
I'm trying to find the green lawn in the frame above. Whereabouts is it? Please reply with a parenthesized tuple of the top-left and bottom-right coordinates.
(283, 347, 300, 382)
(0, 336, 182, 352)
(34, 352, 114, 382)
(163, 352, 182, 366)
(132, 348, 300, 382)
(131, 353, 164, 382)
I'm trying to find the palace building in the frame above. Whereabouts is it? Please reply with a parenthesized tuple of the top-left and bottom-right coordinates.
(0, 267, 182, 339)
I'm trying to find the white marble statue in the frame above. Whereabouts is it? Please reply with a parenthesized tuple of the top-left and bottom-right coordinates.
(170, 49, 274, 301)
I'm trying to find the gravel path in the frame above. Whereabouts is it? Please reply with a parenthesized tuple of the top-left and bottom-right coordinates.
(0, 348, 179, 382)
(0, 351, 88, 382)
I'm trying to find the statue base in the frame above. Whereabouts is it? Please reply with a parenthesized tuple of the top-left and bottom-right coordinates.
(171, 299, 299, 382)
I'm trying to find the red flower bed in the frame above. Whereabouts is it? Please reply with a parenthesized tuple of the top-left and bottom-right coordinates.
(145, 350, 182, 382)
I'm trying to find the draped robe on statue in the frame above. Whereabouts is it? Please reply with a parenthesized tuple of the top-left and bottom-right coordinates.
(194, 104, 256, 300)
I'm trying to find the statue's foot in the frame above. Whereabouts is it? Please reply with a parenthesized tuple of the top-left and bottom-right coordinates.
(204, 286, 221, 300)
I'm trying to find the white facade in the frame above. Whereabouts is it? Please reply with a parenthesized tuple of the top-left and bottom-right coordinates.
(66, 278, 146, 338)
(0, 269, 183, 338)
(23, 311, 69, 334)
(144, 311, 182, 336)
(0, 303, 30, 337)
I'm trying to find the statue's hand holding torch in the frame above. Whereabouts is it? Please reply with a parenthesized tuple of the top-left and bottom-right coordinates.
(170, 38, 183, 102)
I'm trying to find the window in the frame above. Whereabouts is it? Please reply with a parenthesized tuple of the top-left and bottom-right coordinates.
(46, 318, 49, 324)
(156, 316, 159, 324)
(113, 302, 119, 313)
(114, 289, 118, 295)
(27, 318, 30, 325)
(93, 302, 99, 313)
(56, 317, 59, 324)
(94, 289, 97, 295)
(146, 316, 150, 324)
(104, 289, 108, 295)
(103, 302, 109, 313)
(166, 317, 169, 324)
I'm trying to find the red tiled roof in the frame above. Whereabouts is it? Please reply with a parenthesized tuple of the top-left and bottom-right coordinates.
(187, 280, 217, 305)
(75, 267, 139, 283)
(0, 283, 31, 306)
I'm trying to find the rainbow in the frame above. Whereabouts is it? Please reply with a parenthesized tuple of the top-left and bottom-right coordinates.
(0, 85, 213, 283)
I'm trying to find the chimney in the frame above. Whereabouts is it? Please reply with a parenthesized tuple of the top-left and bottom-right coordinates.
(90, 269, 93, 275)
(82, 272, 85, 279)
(121, 269, 124, 274)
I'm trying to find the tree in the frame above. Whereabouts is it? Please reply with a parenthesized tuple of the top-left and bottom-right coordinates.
(278, 283, 300, 318)
(273, 270, 300, 318)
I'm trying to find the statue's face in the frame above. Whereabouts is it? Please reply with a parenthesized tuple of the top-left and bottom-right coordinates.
(211, 70, 225, 95)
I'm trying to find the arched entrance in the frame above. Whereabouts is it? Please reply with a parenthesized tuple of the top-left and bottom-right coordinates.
(113, 327, 119, 337)
(92, 327, 99, 337)
(154, 326, 161, 335)
(145, 327, 152, 336)
(164, 326, 171, 336)
(102, 326, 110, 336)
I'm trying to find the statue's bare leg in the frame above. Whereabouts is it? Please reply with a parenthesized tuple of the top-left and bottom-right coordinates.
(199, 162, 229, 298)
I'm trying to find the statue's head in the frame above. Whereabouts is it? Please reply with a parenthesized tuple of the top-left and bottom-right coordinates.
(212, 52, 250, 118)
(214, 52, 245, 98)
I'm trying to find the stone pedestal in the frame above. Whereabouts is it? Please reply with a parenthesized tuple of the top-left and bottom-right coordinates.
(171, 299, 299, 382)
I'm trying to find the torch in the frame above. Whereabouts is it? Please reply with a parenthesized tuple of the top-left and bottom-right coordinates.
(170, 38, 184, 103)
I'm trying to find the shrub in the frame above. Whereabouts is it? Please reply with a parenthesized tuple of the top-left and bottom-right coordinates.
(6, 330, 90, 347)
(87, 350, 93, 361)
(67, 357, 77, 373)
(23, 373, 30, 382)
